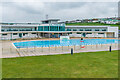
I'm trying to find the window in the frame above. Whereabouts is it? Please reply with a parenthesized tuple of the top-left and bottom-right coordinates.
(54, 33, 58, 35)
(95, 29, 99, 31)
(1, 29, 5, 31)
(26, 29, 32, 31)
(85, 29, 92, 31)
(66, 28, 71, 31)
(32, 33, 36, 34)
(50, 26, 58, 31)
(59, 26, 65, 31)
(73, 29, 77, 31)
(69, 32, 72, 34)
(13, 29, 18, 31)
(102, 29, 106, 31)
(2, 34, 7, 36)
(77, 32, 81, 34)
(98, 33, 104, 34)
(79, 29, 83, 31)
(13, 33, 17, 35)
(38, 26, 43, 31)
(44, 26, 49, 31)
(23, 33, 28, 36)
(86, 33, 92, 34)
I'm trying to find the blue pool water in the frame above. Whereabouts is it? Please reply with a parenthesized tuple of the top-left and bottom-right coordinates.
(13, 39, 119, 48)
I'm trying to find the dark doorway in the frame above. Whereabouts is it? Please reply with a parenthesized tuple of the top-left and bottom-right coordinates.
(19, 33, 22, 38)
(82, 33, 86, 37)
(35, 27, 37, 31)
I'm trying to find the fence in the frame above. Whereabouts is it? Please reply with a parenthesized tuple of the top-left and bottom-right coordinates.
(1, 40, 118, 58)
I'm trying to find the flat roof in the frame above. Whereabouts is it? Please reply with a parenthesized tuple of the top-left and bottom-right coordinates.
(41, 19, 60, 22)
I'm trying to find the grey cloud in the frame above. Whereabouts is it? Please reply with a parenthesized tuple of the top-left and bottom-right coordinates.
(44, 2, 86, 11)
(1, 2, 118, 22)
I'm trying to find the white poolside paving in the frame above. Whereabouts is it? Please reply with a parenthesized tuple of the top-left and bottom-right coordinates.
(1, 40, 119, 58)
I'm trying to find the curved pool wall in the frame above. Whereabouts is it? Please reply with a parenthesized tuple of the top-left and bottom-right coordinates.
(13, 39, 119, 48)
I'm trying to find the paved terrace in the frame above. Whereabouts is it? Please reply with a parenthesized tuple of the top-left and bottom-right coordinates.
(1, 38, 119, 58)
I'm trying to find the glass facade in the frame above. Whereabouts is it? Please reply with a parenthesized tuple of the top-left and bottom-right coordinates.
(1, 27, 36, 32)
(38, 26, 43, 31)
(38, 26, 65, 31)
(50, 26, 58, 31)
(59, 26, 65, 31)
(44, 26, 49, 31)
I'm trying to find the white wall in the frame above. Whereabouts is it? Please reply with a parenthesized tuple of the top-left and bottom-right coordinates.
(0, 25, 1, 38)
(28, 33, 37, 38)
(0, 33, 38, 40)
(69, 34, 82, 37)
(60, 36, 70, 40)
(68, 32, 106, 38)
(93, 33, 98, 37)
(12, 33, 19, 39)
(0, 33, 11, 40)
(97, 34, 105, 37)
(107, 27, 118, 37)
(69, 32, 82, 37)
(21, 33, 37, 38)
(0, 25, 1, 33)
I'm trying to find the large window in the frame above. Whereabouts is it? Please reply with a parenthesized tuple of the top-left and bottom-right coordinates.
(102, 29, 107, 31)
(59, 26, 65, 31)
(23, 33, 28, 36)
(95, 29, 99, 31)
(26, 29, 32, 31)
(38, 26, 43, 31)
(98, 33, 104, 34)
(1, 29, 5, 31)
(13, 33, 18, 35)
(68, 32, 72, 34)
(2, 34, 7, 36)
(86, 33, 92, 34)
(32, 33, 36, 34)
(44, 26, 49, 31)
(50, 26, 58, 31)
(79, 29, 83, 31)
(38, 26, 65, 31)
(66, 28, 71, 31)
(85, 29, 92, 31)
(73, 29, 77, 31)
(77, 32, 81, 34)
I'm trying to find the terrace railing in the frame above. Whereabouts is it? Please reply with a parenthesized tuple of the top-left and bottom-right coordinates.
(1, 41, 118, 58)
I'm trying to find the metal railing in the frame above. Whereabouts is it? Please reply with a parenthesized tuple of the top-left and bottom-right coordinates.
(1, 41, 118, 58)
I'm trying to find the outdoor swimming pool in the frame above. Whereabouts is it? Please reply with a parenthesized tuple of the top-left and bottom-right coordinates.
(13, 39, 119, 48)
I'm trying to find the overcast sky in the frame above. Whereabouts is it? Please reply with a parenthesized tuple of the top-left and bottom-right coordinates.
(1, 2, 118, 22)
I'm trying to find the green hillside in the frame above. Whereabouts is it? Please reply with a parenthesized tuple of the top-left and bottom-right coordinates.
(66, 22, 120, 29)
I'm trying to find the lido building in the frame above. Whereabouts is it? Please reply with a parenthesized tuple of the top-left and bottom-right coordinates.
(0, 19, 118, 40)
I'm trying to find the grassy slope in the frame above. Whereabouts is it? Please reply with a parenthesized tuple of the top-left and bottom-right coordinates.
(66, 23, 120, 29)
(2, 50, 118, 78)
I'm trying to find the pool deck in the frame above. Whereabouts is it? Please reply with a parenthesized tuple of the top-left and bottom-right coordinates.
(0, 38, 119, 58)
(3, 37, 118, 42)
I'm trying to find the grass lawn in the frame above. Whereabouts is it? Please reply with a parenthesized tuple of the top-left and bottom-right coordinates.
(66, 23, 120, 29)
(2, 50, 118, 78)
